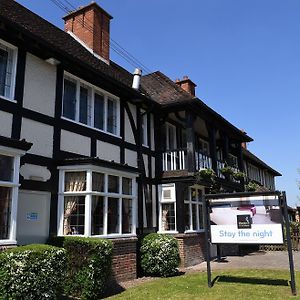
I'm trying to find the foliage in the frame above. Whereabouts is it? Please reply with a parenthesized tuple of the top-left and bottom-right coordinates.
(232, 171, 245, 181)
(140, 233, 180, 277)
(245, 181, 260, 192)
(0, 244, 66, 300)
(195, 168, 216, 182)
(220, 166, 234, 176)
(108, 270, 298, 300)
(48, 236, 112, 299)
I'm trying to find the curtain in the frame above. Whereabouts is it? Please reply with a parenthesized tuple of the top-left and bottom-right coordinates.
(63, 172, 86, 235)
(0, 187, 11, 239)
(0, 48, 8, 97)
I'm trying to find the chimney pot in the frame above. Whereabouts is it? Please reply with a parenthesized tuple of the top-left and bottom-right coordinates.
(132, 68, 142, 90)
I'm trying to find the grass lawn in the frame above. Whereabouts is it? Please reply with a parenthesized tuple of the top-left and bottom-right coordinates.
(107, 270, 300, 300)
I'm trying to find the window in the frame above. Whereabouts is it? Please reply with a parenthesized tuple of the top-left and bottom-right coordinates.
(58, 167, 137, 237)
(159, 184, 176, 232)
(165, 123, 177, 150)
(141, 110, 148, 146)
(0, 40, 17, 100)
(184, 186, 204, 232)
(62, 73, 120, 136)
(197, 138, 209, 155)
(0, 151, 21, 243)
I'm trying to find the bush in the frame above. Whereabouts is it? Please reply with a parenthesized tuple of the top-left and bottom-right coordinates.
(140, 233, 180, 277)
(0, 244, 66, 300)
(48, 236, 113, 299)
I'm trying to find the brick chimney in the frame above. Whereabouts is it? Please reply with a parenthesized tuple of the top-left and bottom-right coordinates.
(240, 129, 248, 149)
(175, 76, 197, 96)
(63, 2, 112, 62)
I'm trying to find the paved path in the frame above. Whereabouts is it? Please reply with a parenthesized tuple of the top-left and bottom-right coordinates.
(185, 251, 300, 273)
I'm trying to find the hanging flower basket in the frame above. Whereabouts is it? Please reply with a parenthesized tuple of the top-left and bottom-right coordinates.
(232, 171, 245, 181)
(220, 166, 234, 176)
(195, 168, 216, 183)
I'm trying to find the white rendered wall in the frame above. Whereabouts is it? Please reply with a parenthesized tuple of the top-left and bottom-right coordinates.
(23, 53, 56, 117)
(96, 140, 120, 163)
(0, 111, 12, 137)
(21, 118, 53, 158)
(143, 154, 149, 177)
(17, 190, 51, 245)
(60, 130, 91, 156)
(150, 114, 155, 151)
(125, 149, 137, 168)
(124, 110, 135, 144)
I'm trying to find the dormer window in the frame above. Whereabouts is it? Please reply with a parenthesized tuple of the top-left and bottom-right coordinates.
(62, 73, 120, 136)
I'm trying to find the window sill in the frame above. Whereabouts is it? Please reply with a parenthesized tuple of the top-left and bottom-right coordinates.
(61, 116, 121, 139)
(59, 233, 137, 239)
(157, 230, 178, 234)
(0, 95, 17, 103)
(184, 230, 205, 234)
(0, 239, 17, 245)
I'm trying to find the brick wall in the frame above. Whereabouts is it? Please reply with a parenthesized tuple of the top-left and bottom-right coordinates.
(111, 237, 137, 282)
(175, 233, 206, 267)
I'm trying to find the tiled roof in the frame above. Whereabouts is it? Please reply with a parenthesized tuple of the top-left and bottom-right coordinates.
(141, 71, 193, 105)
(243, 148, 281, 176)
(0, 0, 135, 89)
(142, 71, 253, 142)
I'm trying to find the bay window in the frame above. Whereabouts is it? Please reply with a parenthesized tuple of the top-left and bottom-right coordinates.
(62, 73, 120, 136)
(0, 150, 21, 244)
(184, 186, 204, 232)
(58, 166, 137, 237)
(0, 39, 17, 100)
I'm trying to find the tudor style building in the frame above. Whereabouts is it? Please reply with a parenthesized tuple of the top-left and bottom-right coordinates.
(0, 0, 281, 280)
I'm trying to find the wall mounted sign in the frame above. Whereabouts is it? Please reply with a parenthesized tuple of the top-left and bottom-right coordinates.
(26, 212, 38, 221)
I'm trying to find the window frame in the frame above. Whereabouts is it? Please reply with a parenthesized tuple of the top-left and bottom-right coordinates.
(184, 185, 205, 233)
(141, 109, 148, 147)
(0, 145, 23, 245)
(158, 183, 177, 233)
(0, 38, 18, 101)
(57, 165, 137, 238)
(62, 72, 120, 137)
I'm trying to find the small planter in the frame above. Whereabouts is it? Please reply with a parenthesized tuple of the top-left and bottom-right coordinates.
(245, 181, 259, 192)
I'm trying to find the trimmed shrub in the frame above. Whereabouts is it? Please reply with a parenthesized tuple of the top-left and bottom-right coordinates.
(140, 233, 180, 277)
(48, 236, 113, 299)
(0, 244, 66, 299)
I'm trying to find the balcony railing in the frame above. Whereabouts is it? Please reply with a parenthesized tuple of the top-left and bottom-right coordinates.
(162, 148, 186, 171)
(195, 152, 212, 170)
(162, 149, 213, 172)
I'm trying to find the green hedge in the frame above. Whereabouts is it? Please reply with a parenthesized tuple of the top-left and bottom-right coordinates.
(0, 244, 66, 299)
(140, 233, 180, 277)
(48, 236, 113, 299)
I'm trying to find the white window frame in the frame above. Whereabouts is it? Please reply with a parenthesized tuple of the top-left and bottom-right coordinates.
(184, 185, 205, 233)
(166, 123, 177, 150)
(158, 183, 177, 233)
(0, 38, 18, 101)
(62, 72, 120, 137)
(141, 109, 148, 147)
(57, 165, 137, 238)
(0, 145, 24, 245)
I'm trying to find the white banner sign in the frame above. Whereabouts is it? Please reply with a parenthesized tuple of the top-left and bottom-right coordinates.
(209, 195, 284, 244)
(211, 224, 283, 244)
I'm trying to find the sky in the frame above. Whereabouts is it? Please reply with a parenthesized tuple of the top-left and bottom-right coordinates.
(17, 0, 300, 206)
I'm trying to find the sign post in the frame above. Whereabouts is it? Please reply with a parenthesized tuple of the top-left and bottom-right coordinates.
(204, 191, 296, 295)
